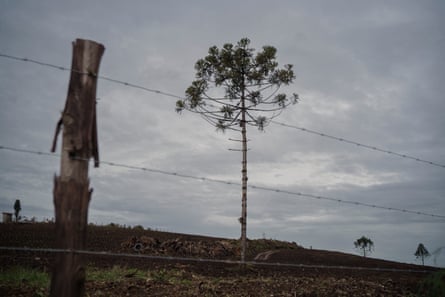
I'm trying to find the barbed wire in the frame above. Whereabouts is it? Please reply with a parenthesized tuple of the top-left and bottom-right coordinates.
(1, 145, 444, 219)
(0, 53, 183, 100)
(271, 121, 445, 169)
(0, 246, 434, 274)
(2, 53, 443, 170)
(0, 145, 55, 157)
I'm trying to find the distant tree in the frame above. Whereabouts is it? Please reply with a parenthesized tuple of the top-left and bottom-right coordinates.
(13, 199, 21, 222)
(415, 243, 430, 266)
(176, 38, 298, 263)
(354, 236, 374, 257)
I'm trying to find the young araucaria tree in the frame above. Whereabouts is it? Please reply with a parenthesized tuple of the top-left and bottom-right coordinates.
(415, 243, 430, 266)
(176, 38, 298, 262)
(354, 236, 374, 257)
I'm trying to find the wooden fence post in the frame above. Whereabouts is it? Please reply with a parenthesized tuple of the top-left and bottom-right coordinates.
(50, 39, 105, 297)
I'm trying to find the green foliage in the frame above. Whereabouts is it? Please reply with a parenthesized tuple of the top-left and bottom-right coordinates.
(354, 236, 374, 257)
(415, 243, 430, 266)
(0, 266, 49, 288)
(106, 222, 119, 228)
(132, 224, 145, 231)
(248, 238, 300, 257)
(176, 37, 298, 132)
(417, 270, 445, 297)
(0, 265, 147, 289)
(87, 266, 145, 282)
(14, 199, 21, 222)
(150, 268, 171, 283)
(149, 268, 193, 285)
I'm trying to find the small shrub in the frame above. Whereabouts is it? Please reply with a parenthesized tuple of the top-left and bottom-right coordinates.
(0, 266, 49, 287)
(417, 270, 445, 297)
(150, 269, 171, 283)
(87, 266, 145, 282)
(149, 268, 190, 285)
(132, 225, 145, 231)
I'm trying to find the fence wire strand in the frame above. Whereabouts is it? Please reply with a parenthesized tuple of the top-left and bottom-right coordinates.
(0, 53, 183, 100)
(1, 145, 444, 219)
(271, 121, 445, 169)
(0, 246, 434, 274)
(1, 52, 443, 170)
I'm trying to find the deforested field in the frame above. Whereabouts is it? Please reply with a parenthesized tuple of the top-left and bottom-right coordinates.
(0, 223, 441, 296)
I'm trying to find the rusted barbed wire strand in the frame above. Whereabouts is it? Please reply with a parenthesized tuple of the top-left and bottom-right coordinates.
(0, 246, 434, 274)
(0, 53, 183, 99)
(1, 145, 444, 219)
(1, 53, 443, 169)
(271, 121, 445, 169)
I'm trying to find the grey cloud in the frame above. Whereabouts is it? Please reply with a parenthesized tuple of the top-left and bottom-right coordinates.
(1, 0, 444, 267)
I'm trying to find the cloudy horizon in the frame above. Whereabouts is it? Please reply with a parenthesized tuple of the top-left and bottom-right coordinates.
(1, 0, 444, 267)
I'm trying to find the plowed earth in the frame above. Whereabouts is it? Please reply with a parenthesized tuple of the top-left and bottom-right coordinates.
(0, 223, 438, 296)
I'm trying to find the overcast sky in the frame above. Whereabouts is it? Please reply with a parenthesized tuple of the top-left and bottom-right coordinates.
(1, 0, 444, 267)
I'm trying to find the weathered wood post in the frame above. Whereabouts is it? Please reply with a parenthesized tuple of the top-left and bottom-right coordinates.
(50, 39, 105, 297)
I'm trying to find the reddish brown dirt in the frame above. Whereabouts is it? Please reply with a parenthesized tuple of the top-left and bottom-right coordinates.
(0, 223, 439, 296)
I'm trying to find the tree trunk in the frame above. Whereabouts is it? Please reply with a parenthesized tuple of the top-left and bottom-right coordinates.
(240, 95, 248, 264)
(50, 39, 104, 297)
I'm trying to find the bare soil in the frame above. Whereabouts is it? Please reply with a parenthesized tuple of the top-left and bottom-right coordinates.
(0, 223, 439, 296)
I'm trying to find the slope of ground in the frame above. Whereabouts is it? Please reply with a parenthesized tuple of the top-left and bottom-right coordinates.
(0, 222, 440, 296)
